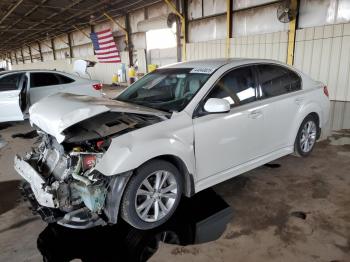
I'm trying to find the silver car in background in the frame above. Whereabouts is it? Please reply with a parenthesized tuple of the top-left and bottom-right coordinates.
(0, 70, 102, 122)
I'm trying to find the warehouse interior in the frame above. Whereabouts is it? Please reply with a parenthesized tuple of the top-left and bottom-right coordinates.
(0, 0, 350, 261)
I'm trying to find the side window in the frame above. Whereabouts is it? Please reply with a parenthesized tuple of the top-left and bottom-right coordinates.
(257, 64, 301, 98)
(30, 73, 61, 88)
(289, 70, 302, 92)
(55, 74, 75, 84)
(207, 66, 257, 107)
(0, 73, 24, 91)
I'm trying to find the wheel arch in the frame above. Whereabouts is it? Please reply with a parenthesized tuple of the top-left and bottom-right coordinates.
(136, 154, 195, 198)
(292, 111, 321, 144)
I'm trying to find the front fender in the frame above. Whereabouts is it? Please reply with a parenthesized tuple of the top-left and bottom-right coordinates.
(95, 115, 195, 178)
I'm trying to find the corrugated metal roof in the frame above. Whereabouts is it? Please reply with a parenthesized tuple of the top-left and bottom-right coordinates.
(0, 0, 160, 52)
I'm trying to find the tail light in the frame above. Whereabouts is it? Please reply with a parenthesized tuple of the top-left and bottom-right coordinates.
(92, 83, 103, 90)
(323, 86, 329, 98)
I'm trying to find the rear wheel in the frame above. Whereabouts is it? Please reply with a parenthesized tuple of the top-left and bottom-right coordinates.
(121, 160, 183, 230)
(294, 115, 319, 157)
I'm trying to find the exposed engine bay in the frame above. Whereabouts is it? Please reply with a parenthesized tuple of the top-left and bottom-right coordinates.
(15, 112, 163, 228)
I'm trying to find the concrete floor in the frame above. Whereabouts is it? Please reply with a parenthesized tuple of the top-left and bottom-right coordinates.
(0, 92, 349, 261)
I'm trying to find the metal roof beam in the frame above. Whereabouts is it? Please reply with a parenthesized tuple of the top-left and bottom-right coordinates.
(0, 0, 25, 25)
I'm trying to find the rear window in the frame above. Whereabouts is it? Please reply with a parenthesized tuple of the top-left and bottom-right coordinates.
(257, 64, 301, 98)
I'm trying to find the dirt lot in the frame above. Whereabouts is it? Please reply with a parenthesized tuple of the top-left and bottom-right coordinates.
(0, 114, 349, 261)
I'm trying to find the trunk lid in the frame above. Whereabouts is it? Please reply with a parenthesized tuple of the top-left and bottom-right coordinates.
(29, 93, 168, 143)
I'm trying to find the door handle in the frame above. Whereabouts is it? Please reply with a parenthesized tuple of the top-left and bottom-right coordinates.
(7, 94, 18, 98)
(295, 97, 305, 105)
(248, 110, 262, 119)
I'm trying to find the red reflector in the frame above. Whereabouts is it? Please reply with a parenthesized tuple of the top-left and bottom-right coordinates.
(82, 155, 97, 170)
(323, 86, 329, 97)
(93, 83, 103, 90)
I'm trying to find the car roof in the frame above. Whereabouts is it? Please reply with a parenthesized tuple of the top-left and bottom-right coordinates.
(0, 69, 65, 74)
(161, 58, 288, 71)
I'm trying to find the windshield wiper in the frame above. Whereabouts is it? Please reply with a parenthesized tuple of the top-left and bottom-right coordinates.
(117, 99, 172, 114)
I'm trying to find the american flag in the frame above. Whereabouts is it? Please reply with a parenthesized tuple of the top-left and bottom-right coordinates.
(90, 29, 121, 63)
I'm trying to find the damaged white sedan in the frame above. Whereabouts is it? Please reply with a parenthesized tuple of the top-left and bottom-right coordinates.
(15, 59, 330, 229)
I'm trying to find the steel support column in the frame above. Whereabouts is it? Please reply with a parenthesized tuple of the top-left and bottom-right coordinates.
(51, 38, 56, 60)
(20, 48, 25, 64)
(226, 0, 233, 58)
(14, 52, 18, 64)
(37, 41, 43, 62)
(67, 33, 73, 58)
(28, 45, 33, 63)
(165, 0, 186, 61)
(287, 0, 298, 65)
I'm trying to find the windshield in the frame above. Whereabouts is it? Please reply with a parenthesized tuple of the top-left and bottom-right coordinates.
(116, 68, 211, 112)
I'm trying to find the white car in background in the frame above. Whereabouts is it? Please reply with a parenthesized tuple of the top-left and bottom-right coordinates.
(0, 70, 102, 122)
(14, 59, 330, 230)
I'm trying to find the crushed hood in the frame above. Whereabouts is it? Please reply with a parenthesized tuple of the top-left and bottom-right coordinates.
(29, 93, 168, 143)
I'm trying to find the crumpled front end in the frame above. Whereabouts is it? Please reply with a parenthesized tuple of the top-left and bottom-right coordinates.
(14, 109, 165, 228)
(14, 134, 112, 229)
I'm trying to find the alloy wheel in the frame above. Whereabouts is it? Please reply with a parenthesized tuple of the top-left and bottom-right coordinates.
(135, 170, 178, 222)
(300, 120, 317, 153)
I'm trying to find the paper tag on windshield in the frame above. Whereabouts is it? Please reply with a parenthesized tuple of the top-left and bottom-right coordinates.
(190, 67, 215, 74)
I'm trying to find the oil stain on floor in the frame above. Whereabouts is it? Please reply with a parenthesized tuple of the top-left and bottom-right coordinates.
(0, 180, 21, 216)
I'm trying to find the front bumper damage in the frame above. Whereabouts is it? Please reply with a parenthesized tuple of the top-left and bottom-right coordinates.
(14, 154, 131, 229)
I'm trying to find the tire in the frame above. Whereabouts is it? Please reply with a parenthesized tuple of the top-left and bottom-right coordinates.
(120, 160, 183, 230)
(294, 115, 319, 157)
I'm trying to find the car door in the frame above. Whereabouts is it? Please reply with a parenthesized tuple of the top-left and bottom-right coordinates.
(0, 73, 27, 122)
(193, 66, 265, 182)
(255, 64, 303, 154)
(29, 72, 66, 104)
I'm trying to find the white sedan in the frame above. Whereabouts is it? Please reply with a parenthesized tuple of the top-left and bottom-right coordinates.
(0, 70, 102, 122)
(14, 59, 330, 230)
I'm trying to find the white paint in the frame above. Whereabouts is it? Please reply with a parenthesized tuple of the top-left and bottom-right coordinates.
(29, 92, 167, 143)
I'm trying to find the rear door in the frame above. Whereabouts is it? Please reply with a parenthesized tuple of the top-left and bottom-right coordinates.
(29, 72, 66, 104)
(256, 64, 303, 153)
(0, 73, 27, 122)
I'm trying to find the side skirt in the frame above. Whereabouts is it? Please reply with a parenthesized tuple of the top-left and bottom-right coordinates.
(194, 147, 294, 193)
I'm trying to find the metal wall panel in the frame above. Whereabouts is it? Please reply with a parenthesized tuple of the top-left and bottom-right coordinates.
(203, 0, 227, 16)
(188, 15, 226, 42)
(188, 0, 203, 20)
(147, 2, 170, 18)
(299, 0, 350, 28)
(294, 23, 350, 102)
(232, 3, 289, 36)
(328, 100, 350, 131)
(233, 0, 277, 10)
(186, 31, 288, 62)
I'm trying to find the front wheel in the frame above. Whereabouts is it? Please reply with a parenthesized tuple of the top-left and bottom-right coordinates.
(294, 115, 319, 157)
(121, 160, 183, 230)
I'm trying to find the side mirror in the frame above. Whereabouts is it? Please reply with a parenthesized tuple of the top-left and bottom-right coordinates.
(203, 98, 230, 114)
